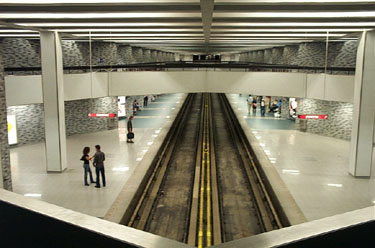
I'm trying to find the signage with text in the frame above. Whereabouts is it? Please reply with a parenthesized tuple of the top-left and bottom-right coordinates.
(298, 114, 328, 119)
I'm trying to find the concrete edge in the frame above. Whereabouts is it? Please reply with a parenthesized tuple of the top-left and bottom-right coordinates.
(212, 206, 375, 247)
(226, 93, 307, 226)
(104, 94, 188, 224)
(0, 188, 192, 248)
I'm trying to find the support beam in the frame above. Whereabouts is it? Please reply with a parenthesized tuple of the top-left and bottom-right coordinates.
(0, 48, 12, 190)
(200, 0, 215, 51)
(349, 31, 375, 177)
(40, 31, 67, 172)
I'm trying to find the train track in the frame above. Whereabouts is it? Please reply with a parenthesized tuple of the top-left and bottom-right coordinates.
(126, 93, 282, 247)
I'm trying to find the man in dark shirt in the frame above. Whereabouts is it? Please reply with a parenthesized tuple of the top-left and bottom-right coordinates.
(127, 115, 134, 143)
(93, 145, 106, 188)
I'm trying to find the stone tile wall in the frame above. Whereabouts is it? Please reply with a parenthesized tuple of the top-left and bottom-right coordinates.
(0, 50, 12, 190)
(240, 41, 357, 69)
(6, 97, 118, 146)
(296, 98, 353, 140)
(0, 38, 176, 71)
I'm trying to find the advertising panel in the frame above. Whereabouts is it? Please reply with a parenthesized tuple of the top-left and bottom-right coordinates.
(118, 96, 126, 118)
(7, 115, 17, 145)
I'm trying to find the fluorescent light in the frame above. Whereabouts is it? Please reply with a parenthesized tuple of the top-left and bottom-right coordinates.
(0, 12, 200, 19)
(327, 183, 343, 188)
(152, 134, 158, 137)
(112, 167, 129, 172)
(212, 28, 371, 33)
(75, 33, 203, 37)
(171, 108, 175, 109)
(136, 158, 142, 161)
(166, 116, 170, 118)
(0, 34, 39, 37)
(17, 22, 201, 27)
(256, 136, 262, 139)
(49, 28, 203, 32)
(147, 142, 153, 146)
(155, 130, 161, 134)
(214, 12, 375, 18)
(269, 158, 277, 161)
(243, 116, 248, 118)
(213, 22, 375, 27)
(252, 131, 258, 134)
(210, 33, 346, 37)
(0, 30, 37, 33)
(260, 143, 265, 147)
(24, 193, 41, 197)
(264, 150, 271, 154)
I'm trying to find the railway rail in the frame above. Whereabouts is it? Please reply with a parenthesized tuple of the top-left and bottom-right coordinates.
(126, 93, 283, 247)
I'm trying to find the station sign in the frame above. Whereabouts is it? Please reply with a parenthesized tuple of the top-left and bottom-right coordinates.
(88, 113, 116, 118)
(298, 114, 328, 119)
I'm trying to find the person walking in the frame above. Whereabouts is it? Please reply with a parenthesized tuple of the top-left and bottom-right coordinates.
(261, 99, 266, 116)
(81, 147, 95, 186)
(144, 95, 149, 107)
(127, 115, 134, 143)
(247, 95, 253, 114)
(93, 145, 106, 188)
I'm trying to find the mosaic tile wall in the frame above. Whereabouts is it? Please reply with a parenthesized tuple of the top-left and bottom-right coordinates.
(239, 41, 357, 69)
(0, 38, 176, 70)
(296, 98, 353, 140)
(65, 97, 118, 135)
(7, 104, 45, 145)
(6, 97, 118, 146)
(0, 51, 12, 190)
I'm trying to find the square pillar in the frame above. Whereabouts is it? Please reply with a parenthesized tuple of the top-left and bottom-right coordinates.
(349, 31, 375, 177)
(0, 50, 12, 190)
(40, 31, 67, 172)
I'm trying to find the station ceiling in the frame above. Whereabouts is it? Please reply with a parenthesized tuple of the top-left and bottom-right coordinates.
(0, 0, 374, 54)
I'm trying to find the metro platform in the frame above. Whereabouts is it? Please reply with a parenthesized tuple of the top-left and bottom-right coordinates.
(9, 93, 375, 222)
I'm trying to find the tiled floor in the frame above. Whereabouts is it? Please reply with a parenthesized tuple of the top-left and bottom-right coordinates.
(10, 93, 185, 218)
(9, 93, 375, 222)
(228, 94, 375, 221)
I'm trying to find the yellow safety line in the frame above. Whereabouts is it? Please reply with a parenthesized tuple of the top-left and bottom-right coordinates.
(206, 96, 212, 247)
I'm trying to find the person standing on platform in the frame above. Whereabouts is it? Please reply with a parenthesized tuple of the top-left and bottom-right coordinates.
(252, 98, 257, 115)
(93, 145, 106, 188)
(144, 95, 149, 107)
(81, 147, 95, 186)
(261, 99, 266, 116)
(247, 95, 253, 114)
(127, 115, 134, 143)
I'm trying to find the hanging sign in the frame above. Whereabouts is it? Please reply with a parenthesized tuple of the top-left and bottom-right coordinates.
(7, 115, 18, 145)
(88, 113, 116, 118)
(298, 114, 328, 119)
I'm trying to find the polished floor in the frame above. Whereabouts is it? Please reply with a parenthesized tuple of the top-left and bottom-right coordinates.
(10, 93, 185, 218)
(10, 93, 375, 222)
(228, 94, 375, 221)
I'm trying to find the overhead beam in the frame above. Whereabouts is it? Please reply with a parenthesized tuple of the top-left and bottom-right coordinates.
(200, 0, 214, 48)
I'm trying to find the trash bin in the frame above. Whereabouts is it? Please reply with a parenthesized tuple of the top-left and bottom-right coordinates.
(299, 119, 307, 132)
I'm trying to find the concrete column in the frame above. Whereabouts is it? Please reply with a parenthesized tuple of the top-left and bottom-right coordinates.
(349, 31, 375, 177)
(40, 31, 67, 172)
(0, 51, 12, 190)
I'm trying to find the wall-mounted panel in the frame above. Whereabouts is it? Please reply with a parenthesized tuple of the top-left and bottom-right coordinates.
(110, 71, 206, 96)
(92, 72, 109, 98)
(5, 75, 43, 106)
(324, 74, 354, 103)
(63, 73, 91, 101)
(306, 74, 325, 100)
(206, 71, 307, 97)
